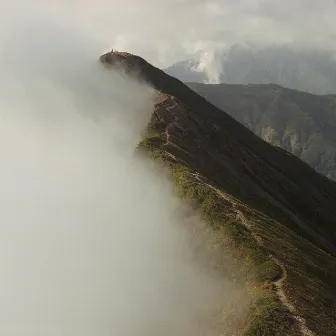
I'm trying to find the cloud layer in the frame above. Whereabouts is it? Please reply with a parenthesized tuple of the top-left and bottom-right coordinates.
(0, 3, 239, 335)
(1, 0, 333, 67)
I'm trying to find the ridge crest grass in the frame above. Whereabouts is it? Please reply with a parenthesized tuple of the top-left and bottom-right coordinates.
(136, 131, 300, 336)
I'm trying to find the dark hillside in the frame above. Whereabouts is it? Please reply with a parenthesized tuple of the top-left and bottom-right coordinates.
(187, 82, 336, 181)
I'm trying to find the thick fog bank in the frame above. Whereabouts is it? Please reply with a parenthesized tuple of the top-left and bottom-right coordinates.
(0, 5, 241, 336)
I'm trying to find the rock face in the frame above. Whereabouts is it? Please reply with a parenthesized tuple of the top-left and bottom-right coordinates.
(187, 83, 336, 181)
(101, 51, 336, 256)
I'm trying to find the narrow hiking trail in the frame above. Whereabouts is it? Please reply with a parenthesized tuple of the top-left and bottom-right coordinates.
(190, 173, 315, 336)
(161, 112, 314, 335)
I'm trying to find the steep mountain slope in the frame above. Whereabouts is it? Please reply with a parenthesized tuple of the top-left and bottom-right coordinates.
(100, 51, 336, 335)
(164, 45, 336, 94)
(187, 83, 336, 180)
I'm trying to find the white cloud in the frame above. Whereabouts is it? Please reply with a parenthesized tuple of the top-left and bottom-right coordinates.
(2, 0, 336, 67)
(0, 4, 241, 335)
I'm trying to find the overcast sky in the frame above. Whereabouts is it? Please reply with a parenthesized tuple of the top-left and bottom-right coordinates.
(2, 0, 336, 67)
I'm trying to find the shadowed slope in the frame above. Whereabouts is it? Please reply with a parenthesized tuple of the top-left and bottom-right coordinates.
(187, 82, 336, 181)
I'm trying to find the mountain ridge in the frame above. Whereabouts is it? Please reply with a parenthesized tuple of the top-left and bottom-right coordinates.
(100, 50, 336, 335)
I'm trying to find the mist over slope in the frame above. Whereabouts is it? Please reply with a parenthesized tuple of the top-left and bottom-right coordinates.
(0, 6, 237, 336)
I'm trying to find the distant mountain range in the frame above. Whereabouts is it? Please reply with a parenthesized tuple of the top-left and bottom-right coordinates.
(164, 45, 336, 95)
(187, 82, 336, 181)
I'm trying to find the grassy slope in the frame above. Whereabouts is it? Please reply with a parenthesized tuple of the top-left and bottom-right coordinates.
(136, 127, 336, 336)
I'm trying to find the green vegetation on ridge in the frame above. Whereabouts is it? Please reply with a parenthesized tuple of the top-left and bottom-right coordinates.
(137, 136, 296, 335)
(137, 130, 336, 336)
